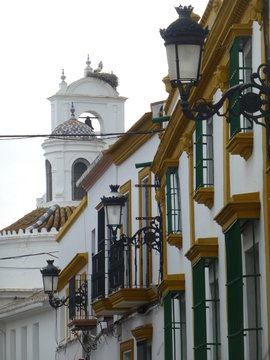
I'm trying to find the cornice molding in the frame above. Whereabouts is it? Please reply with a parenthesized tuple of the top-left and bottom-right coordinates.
(214, 64, 229, 93)
(158, 274, 185, 297)
(193, 187, 214, 209)
(131, 324, 153, 341)
(226, 132, 254, 160)
(56, 196, 87, 243)
(250, 0, 264, 26)
(58, 252, 88, 291)
(167, 233, 183, 250)
(214, 192, 260, 232)
(185, 237, 218, 265)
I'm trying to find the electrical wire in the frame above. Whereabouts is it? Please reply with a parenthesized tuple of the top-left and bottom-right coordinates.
(0, 128, 165, 141)
(0, 251, 59, 260)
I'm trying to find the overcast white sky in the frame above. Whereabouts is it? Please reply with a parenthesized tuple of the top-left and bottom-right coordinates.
(0, 0, 208, 229)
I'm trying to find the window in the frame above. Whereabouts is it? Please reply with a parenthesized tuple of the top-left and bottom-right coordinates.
(164, 291, 187, 360)
(225, 220, 262, 360)
(121, 182, 132, 288)
(195, 119, 214, 191)
(229, 37, 252, 137)
(92, 207, 105, 300)
(166, 168, 181, 234)
(120, 339, 134, 360)
(10, 329, 16, 360)
(139, 168, 152, 288)
(32, 323, 39, 360)
(193, 258, 220, 360)
(137, 340, 152, 360)
(21, 327, 27, 360)
(45, 160, 52, 202)
(72, 158, 89, 200)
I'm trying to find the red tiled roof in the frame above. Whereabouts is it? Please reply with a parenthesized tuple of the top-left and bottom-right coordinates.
(1, 206, 76, 234)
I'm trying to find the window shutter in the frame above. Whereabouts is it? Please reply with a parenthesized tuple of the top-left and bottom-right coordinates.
(195, 122, 203, 190)
(193, 259, 207, 360)
(166, 170, 173, 233)
(68, 276, 76, 320)
(229, 38, 241, 137)
(164, 293, 173, 360)
(225, 221, 244, 360)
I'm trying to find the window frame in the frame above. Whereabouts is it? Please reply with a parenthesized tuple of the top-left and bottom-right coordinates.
(225, 220, 262, 360)
(166, 167, 182, 235)
(194, 119, 214, 191)
(229, 36, 253, 137)
(71, 158, 89, 201)
(120, 339, 134, 360)
(192, 258, 220, 360)
(164, 291, 187, 360)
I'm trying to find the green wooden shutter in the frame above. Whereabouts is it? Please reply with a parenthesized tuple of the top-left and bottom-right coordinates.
(166, 170, 172, 234)
(195, 122, 203, 190)
(229, 37, 241, 137)
(193, 259, 207, 360)
(164, 293, 172, 360)
(225, 221, 244, 360)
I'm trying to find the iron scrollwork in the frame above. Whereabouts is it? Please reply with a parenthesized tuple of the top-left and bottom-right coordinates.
(117, 216, 163, 254)
(48, 279, 88, 311)
(180, 63, 270, 131)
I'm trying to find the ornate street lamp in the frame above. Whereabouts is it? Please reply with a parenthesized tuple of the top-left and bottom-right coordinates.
(40, 260, 87, 310)
(101, 185, 163, 277)
(101, 184, 126, 242)
(160, 4, 270, 136)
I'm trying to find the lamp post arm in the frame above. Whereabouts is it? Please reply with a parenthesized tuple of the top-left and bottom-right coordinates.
(180, 63, 270, 130)
(48, 293, 69, 309)
(120, 216, 163, 254)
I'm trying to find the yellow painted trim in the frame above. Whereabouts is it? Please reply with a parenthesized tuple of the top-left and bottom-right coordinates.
(138, 167, 152, 287)
(109, 288, 157, 309)
(56, 196, 88, 243)
(193, 187, 214, 209)
(224, 112, 231, 204)
(120, 339, 134, 360)
(131, 324, 153, 341)
(167, 233, 183, 250)
(185, 238, 219, 266)
(105, 112, 160, 166)
(66, 287, 70, 340)
(214, 192, 261, 232)
(226, 132, 254, 160)
(58, 253, 88, 291)
(222, 23, 253, 51)
(189, 150, 196, 246)
(261, 13, 270, 349)
(120, 180, 132, 286)
(158, 274, 185, 298)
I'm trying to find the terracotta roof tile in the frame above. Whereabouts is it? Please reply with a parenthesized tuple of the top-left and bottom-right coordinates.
(1, 206, 76, 234)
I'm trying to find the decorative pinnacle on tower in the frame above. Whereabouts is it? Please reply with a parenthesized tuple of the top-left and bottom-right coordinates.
(84, 55, 93, 76)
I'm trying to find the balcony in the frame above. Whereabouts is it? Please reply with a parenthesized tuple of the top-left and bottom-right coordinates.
(92, 241, 158, 316)
(67, 274, 98, 332)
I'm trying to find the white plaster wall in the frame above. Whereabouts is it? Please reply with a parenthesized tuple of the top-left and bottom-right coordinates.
(1, 306, 56, 360)
(0, 231, 58, 291)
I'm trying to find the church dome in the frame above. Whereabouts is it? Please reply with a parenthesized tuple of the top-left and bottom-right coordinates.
(52, 118, 94, 139)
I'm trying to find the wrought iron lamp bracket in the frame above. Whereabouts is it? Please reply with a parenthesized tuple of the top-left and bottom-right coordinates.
(48, 280, 87, 310)
(119, 216, 163, 254)
(178, 63, 270, 131)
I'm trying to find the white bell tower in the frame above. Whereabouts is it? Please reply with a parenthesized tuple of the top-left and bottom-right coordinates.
(40, 56, 127, 207)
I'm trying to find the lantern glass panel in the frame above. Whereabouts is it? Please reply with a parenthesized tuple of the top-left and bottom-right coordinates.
(106, 203, 123, 228)
(166, 44, 202, 83)
(43, 274, 58, 293)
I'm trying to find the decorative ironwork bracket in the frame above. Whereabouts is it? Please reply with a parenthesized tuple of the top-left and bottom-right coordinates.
(48, 280, 87, 310)
(179, 63, 270, 127)
(119, 216, 163, 254)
